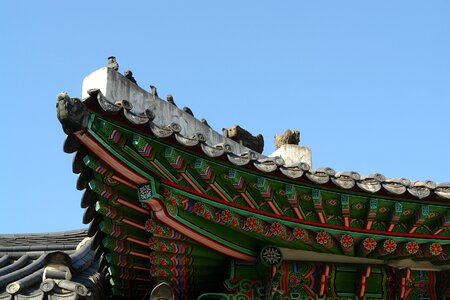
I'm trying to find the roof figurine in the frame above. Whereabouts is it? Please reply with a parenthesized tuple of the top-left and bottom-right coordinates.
(274, 129, 300, 149)
(200, 118, 209, 126)
(223, 125, 264, 153)
(149, 85, 158, 99)
(182, 106, 194, 116)
(106, 56, 119, 71)
(123, 69, 137, 85)
(166, 94, 177, 106)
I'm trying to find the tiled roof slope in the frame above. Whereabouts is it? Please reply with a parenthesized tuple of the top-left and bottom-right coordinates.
(0, 230, 107, 300)
(78, 67, 449, 201)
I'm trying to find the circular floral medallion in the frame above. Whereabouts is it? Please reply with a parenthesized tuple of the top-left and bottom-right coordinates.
(303, 195, 311, 201)
(245, 217, 257, 230)
(261, 246, 283, 266)
(340, 234, 354, 249)
(221, 210, 232, 223)
(429, 242, 442, 256)
(363, 237, 377, 252)
(293, 227, 305, 239)
(406, 241, 419, 255)
(383, 239, 397, 253)
(316, 231, 331, 246)
(193, 202, 204, 214)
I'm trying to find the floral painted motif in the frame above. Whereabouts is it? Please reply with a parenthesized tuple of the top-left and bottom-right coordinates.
(406, 241, 419, 255)
(340, 234, 353, 249)
(293, 227, 306, 240)
(363, 237, 377, 252)
(145, 219, 155, 232)
(270, 222, 283, 236)
(192, 202, 205, 214)
(383, 239, 397, 253)
(303, 195, 311, 201)
(269, 222, 289, 239)
(429, 242, 442, 256)
(244, 216, 265, 234)
(316, 231, 331, 247)
(292, 227, 314, 244)
(221, 210, 232, 223)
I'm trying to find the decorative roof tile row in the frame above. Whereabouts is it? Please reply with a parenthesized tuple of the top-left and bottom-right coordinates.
(81, 87, 450, 201)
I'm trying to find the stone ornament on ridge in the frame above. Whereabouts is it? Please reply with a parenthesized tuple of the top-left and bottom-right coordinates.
(56, 92, 88, 135)
(274, 129, 300, 149)
(223, 125, 264, 153)
(107, 56, 119, 71)
(123, 70, 137, 85)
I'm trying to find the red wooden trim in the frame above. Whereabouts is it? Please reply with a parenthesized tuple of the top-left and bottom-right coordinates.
(209, 183, 231, 203)
(135, 276, 152, 282)
(116, 198, 149, 215)
(150, 160, 174, 182)
(130, 250, 150, 259)
(123, 219, 146, 231)
(110, 175, 136, 189)
(358, 266, 371, 299)
(133, 265, 150, 271)
(181, 173, 203, 194)
(241, 192, 256, 209)
(127, 236, 149, 247)
(293, 207, 304, 220)
(145, 197, 256, 261)
(75, 132, 148, 185)
(318, 264, 330, 297)
(268, 201, 281, 215)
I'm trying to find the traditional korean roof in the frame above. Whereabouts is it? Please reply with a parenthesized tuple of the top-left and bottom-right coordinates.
(0, 229, 107, 300)
(78, 68, 450, 201)
(56, 66, 450, 299)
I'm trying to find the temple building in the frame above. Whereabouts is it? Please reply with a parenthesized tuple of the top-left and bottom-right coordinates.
(1, 62, 449, 299)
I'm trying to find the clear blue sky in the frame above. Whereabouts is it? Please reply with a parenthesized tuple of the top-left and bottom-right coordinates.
(1, 1, 449, 233)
